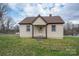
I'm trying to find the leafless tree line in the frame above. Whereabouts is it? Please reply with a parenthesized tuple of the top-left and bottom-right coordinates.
(0, 3, 19, 34)
(64, 21, 79, 36)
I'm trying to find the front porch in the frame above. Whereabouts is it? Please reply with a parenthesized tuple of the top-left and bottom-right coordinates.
(32, 25, 47, 39)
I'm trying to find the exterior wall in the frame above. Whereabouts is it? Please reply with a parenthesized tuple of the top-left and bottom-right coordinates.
(33, 26, 46, 37)
(19, 24, 64, 39)
(47, 24, 64, 39)
(19, 25, 32, 37)
(33, 17, 46, 25)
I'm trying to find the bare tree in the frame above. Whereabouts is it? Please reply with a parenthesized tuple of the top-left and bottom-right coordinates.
(0, 3, 9, 32)
(64, 21, 72, 35)
(6, 16, 12, 30)
(14, 24, 19, 32)
(64, 21, 79, 36)
(3, 15, 15, 33)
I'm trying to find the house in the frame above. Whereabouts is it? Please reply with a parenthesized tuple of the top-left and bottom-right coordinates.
(19, 14, 64, 39)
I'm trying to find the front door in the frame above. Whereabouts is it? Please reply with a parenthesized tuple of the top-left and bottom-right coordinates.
(33, 25, 46, 38)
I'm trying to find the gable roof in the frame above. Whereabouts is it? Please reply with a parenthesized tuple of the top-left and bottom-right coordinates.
(32, 15, 47, 24)
(19, 15, 64, 24)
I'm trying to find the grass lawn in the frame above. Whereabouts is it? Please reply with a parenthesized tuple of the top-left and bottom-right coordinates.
(0, 35, 79, 56)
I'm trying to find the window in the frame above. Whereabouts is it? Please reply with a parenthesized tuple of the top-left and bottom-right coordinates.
(52, 25, 56, 32)
(26, 25, 30, 31)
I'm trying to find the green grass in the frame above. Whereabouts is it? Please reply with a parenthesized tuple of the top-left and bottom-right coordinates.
(0, 35, 79, 56)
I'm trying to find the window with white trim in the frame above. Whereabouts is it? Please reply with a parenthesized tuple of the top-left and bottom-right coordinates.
(52, 25, 56, 32)
(26, 25, 30, 32)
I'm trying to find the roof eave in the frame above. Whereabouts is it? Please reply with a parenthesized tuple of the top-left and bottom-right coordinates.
(19, 23, 32, 25)
(47, 22, 64, 24)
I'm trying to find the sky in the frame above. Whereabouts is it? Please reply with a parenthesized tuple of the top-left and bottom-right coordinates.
(6, 3, 79, 24)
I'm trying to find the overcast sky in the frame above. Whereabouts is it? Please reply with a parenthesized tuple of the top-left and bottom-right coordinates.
(7, 3, 79, 24)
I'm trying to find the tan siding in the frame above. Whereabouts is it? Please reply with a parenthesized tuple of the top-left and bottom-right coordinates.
(33, 17, 46, 25)
(19, 25, 32, 37)
(47, 24, 64, 39)
(19, 24, 64, 39)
